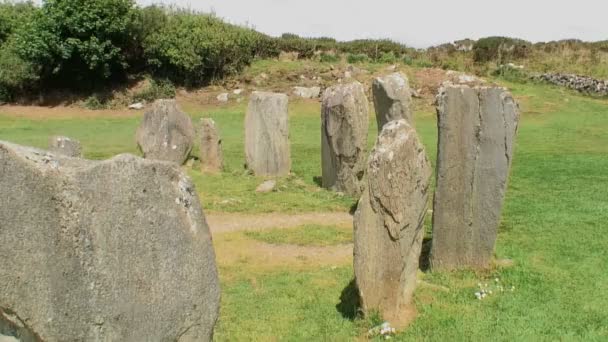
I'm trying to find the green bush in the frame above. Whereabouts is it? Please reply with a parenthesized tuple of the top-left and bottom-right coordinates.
(0, 1, 37, 45)
(473, 36, 531, 63)
(132, 78, 176, 102)
(143, 10, 260, 85)
(339, 39, 411, 61)
(378, 51, 397, 64)
(0, 42, 38, 102)
(13, 0, 138, 87)
(347, 53, 369, 64)
(319, 52, 339, 63)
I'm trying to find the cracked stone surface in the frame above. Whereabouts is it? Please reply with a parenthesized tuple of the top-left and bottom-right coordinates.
(0, 141, 220, 342)
(372, 72, 413, 131)
(321, 81, 369, 196)
(430, 84, 520, 270)
(353, 120, 431, 329)
(136, 99, 195, 165)
(245, 92, 291, 176)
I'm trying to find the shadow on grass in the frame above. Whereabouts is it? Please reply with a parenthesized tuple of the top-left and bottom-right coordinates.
(312, 176, 322, 187)
(419, 237, 432, 272)
(336, 279, 361, 320)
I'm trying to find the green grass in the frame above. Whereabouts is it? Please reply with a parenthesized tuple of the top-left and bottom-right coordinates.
(244, 224, 353, 247)
(215, 81, 608, 340)
(1, 77, 607, 340)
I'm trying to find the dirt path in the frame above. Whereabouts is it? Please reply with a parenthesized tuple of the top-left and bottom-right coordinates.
(206, 211, 352, 234)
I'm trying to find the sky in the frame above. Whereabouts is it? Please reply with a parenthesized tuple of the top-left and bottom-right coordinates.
(138, 0, 607, 48)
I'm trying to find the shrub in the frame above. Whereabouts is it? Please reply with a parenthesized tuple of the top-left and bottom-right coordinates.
(347, 53, 369, 64)
(0, 1, 38, 45)
(319, 52, 339, 63)
(132, 78, 176, 102)
(473, 36, 531, 63)
(378, 51, 397, 64)
(143, 10, 260, 85)
(12, 0, 138, 88)
(0, 42, 38, 102)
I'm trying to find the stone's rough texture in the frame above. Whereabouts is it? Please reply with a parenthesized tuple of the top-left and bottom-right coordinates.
(372, 73, 413, 130)
(216, 93, 229, 102)
(48, 136, 82, 157)
(0, 141, 220, 342)
(430, 84, 520, 270)
(128, 102, 144, 110)
(293, 86, 321, 99)
(245, 92, 291, 176)
(535, 73, 608, 96)
(136, 99, 195, 165)
(255, 180, 276, 193)
(199, 118, 223, 173)
(354, 120, 432, 329)
(321, 81, 369, 196)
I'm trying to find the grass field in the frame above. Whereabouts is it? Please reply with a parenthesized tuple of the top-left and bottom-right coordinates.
(1, 79, 607, 340)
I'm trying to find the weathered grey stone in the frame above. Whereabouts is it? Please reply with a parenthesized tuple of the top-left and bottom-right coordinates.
(255, 180, 276, 193)
(136, 99, 195, 165)
(0, 141, 220, 342)
(293, 86, 321, 99)
(372, 72, 413, 131)
(321, 81, 369, 196)
(216, 93, 229, 103)
(48, 136, 81, 157)
(199, 118, 223, 173)
(430, 84, 519, 270)
(354, 120, 431, 329)
(245, 92, 291, 176)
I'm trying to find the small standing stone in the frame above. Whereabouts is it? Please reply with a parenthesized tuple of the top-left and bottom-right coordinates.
(48, 135, 82, 157)
(135, 99, 195, 165)
(244, 92, 291, 176)
(255, 180, 276, 193)
(430, 84, 520, 270)
(321, 81, 369, 196)
(199, 118, 223, 173)
(216, 93, 229, 103)
(354, 120, 432, 329)
(293, 86, 321, 99)
(372, 72, 413, 131)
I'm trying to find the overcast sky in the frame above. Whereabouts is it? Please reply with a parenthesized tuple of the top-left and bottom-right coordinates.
(140, 0, 606, 48)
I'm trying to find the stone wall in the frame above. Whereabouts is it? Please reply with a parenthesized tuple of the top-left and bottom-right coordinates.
(536, 73, 608, 96)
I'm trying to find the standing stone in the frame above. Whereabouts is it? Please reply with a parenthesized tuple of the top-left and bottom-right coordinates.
(430, 84, 520, 270)
(48, 135, 82, 157)
(354, 120, 431, 329)
(244, 92, 290, 176)
(372, 72, 413, 131)
(0, 141, 220, 342)
(199, 118, 223, 173)
(321, 81, 369, 196)
(293, 86, 321, 99)
(136, 99, 195, 165)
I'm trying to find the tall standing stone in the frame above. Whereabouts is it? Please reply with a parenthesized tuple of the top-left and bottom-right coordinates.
(49, 135, 82, 157)
(199, 118, 223, 173)
(136, 99, 195, 165)
(372, 72, 413, 131)
(244, 92, 291, 176)
(321, 81, 369, 196)
(354, 120, 432, 329)
(0, 141, 220, 342)
(430, 84, 519, 270)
